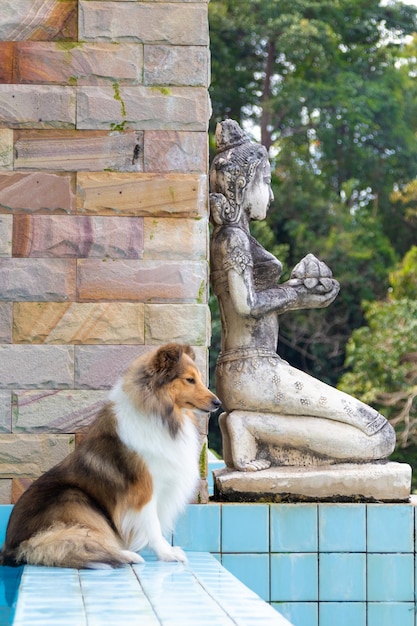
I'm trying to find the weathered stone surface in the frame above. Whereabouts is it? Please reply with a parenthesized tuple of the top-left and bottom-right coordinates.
(145, 304, 210, 345)
(12, 215, 144, 258)
(77, 259, 207, 302)
(12, 389, 108, 433)
(192, 478, 209, 505)
(76, 86, 210, 131)
(143, 131, 207, 173)
(0, 345, 74, 389)
(0, 215, 12, 256)
(14, 42, 142, 85)
(0, 304, 12, 343)
(0, 434, 74, 478)
(144, 45, 209, 87)
(80, 2, 208, 45)
(0, 259, 76, 301)
(0, 391, 12, 433)
(0, 1, 77, 41)
(14, 130, 143, 172)
(75, 345, 148, 389)
(76, 172, 206, 216)
(0, 43, 14, 84)
(0, 172, 76, 213)
(0, 130, 14, 170)
(143, 217, 207, 260)
(14, 302, 145, 344)
(214, 463, 412, 502)
(0, 85, 76, 129)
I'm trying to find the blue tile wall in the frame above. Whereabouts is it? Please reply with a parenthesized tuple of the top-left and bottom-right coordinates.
(271, 504, 318, 552)
(276, 602, 318, 626)
(221, 553, 270, 601)
(319, 503, 366, 552)
(367, 602, 415, 626)
(367, 504, 414, 552)
(320, 602, 366, 626)
(319, 553, 366, 601)
(271, 553, 318, 602)
(221, 504, 269, 553)
(2, 501, 417, 626)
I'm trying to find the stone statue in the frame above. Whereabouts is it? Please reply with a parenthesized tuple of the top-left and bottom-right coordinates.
(209, 119, 396, 473)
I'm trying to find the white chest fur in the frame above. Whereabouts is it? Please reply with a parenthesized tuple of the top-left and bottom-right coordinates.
(109, 382, 200, 534)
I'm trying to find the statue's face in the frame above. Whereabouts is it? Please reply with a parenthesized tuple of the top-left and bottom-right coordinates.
(242, 159, 274, 221)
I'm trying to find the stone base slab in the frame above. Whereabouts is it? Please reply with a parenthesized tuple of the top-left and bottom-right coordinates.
(213, 462, 412, 502)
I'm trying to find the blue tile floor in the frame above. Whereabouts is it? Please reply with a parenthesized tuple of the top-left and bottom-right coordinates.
(12, 553, 292, 626)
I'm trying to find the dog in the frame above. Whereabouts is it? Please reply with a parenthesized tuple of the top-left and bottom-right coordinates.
(0, 343, 220, 569)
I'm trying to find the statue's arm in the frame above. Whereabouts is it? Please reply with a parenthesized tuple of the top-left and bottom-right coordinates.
(223, 236, 339, 318)
(229, 270, 297, 317)
(229, 270, 339, 318)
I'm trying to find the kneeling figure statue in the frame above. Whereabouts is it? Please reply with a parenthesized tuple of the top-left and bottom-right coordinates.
(210, 119, 396, 474)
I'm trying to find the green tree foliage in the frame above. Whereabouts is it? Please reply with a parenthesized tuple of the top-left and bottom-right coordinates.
(339, 250, 417, 476)
(209, 0, 417, 385)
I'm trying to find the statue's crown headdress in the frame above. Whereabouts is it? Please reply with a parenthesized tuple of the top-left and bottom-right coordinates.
(215, 120, 252, 154)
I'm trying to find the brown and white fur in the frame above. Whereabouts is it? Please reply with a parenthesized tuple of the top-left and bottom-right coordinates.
(0, 343, 220, 569)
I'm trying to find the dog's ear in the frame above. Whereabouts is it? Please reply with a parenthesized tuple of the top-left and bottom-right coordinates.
(155, 343, 180, 367)
(152, 343, 182, 386)
(183, 344, 195, 361)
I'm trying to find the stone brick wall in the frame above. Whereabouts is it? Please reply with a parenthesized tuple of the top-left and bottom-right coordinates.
(0, 0, 211, 503)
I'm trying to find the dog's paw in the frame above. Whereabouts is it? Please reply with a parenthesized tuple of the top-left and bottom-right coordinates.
(121, 549, 144, 564)
(158, 546, 187, 563)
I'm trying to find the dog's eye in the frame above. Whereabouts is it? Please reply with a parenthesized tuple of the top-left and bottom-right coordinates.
(186, 377, 196, 384)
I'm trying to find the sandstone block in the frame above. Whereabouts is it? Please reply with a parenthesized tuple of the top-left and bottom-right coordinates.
(11, 478, 33, 503)
(140, 217, 207, 260)
(0, 345, 74, 389)
(145, 304, 210, 345)
(12, 214, 144, 258)
(144, 45, 209, 87)
(0, 43, 14, 83)
(14, 130, 143, 172)
(0, 172, 76, 213)
(80, 2, 208, 45)
(0, 0, 77, 41)
(0, 304, 12, 343)
(77, 259, 207, 302)
(14, 302, 145, 344)
(14, 42, 142, 86)
(76, 345, 209, 391)
(0, 434, 74, 478)
(12, 389, 108, 433)
(0, 391, 12, 433)
(0, 215, 12, 257)
(0, 130, 14, 170)
(0, 259, 76, 301)
(76, 172, 206, 216)
(76, 86, 210, 131)
(75, 345, 148, 389)
(0, 480, 12, 504)
(143, 131, 207, 173)
(0, 85, 76, 129)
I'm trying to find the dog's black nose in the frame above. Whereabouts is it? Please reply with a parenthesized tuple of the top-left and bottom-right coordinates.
(211, 398, 222, 410)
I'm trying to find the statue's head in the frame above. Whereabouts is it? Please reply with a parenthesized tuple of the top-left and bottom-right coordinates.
(210, 120, 269, 225)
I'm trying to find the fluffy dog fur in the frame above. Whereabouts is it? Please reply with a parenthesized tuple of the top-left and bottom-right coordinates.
(0, 343, 220, 569)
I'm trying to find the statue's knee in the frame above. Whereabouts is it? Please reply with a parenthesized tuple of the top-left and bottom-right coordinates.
(374, 421, 396, 456)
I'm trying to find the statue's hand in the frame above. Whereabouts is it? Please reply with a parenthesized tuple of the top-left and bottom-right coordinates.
(285, 253, 340, 309)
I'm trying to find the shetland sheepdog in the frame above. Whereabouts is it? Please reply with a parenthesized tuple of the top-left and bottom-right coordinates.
(0, 343, 220, 569)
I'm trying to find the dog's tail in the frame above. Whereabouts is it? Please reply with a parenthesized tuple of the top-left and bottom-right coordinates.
(6, 523, 142, 569)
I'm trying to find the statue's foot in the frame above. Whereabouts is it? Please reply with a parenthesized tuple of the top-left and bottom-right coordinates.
(240, 459, 271, 472)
